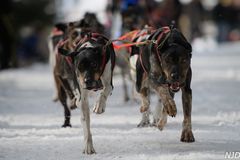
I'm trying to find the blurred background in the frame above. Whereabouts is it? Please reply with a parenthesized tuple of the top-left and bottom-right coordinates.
(0, 0, 240, 70)
(0, 1, 240, 159)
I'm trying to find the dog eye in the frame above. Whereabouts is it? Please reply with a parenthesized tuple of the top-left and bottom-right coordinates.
(165, 58, 172, 63)
(78, 64, 84, 72)
(91, 62, 97, 68)
(181, 59, 187, 63)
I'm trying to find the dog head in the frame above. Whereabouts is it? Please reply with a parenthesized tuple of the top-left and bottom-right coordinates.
(59, 41, 105, 91)
(78, 12, 105, 34)
(159, 28, 192, 92)
(74, 45, 104, 90)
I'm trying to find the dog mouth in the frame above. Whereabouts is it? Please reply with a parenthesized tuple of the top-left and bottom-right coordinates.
(169, 82, 180, 93)
(84, 79, 103, 91)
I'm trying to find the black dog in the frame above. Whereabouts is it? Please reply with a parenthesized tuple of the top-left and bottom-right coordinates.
(58, 32, 115, 154)
(131, 26, 194, 142)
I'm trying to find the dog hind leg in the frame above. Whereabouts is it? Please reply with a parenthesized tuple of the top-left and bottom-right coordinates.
(52, 72, 59, 102)
(60, 77, 77, 110)
(93, 61, 113, 114)
(57, 78, 71, 127)
(121, 68, 130, 102)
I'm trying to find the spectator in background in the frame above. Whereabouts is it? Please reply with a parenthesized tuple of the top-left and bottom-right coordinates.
(213, 0, 235, 42)
(228, 0, 240, 41)
(121, 0, 147, 33)
(148, 0, 182, 29)
(0, 0, 16, 70)
(187, 0, 206, 41)
(17, 24, 47, 66)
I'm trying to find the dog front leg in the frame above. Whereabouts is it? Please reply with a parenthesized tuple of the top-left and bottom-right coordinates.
(181, 86, 195, 142)
(137, 87, 151, 127)
(93, 61, 113, 114)
(153, 99, 168, 130)
(77, 89, 95, 154)
(156, 86, 177, 117)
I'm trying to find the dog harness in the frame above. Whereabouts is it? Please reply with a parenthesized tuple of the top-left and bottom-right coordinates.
(139, 26, 171, 87)
(74, 32, 115, 77)
(139, 26, 170, 74)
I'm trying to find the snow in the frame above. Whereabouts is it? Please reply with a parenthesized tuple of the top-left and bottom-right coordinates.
(1, 42, 240, 160)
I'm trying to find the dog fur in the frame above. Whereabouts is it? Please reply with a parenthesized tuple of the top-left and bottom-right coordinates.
(58, 32, 115, 154)
(130, 26, 195, 142)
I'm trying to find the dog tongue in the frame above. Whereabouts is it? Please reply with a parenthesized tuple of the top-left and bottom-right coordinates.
(171, 82, 180, 90)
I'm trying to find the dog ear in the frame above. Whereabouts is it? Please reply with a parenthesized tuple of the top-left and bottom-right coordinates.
(164, 29, 192, 53)
(178, 34, 192, 52)
(58, 48, 70, 56)
(55, 23, 67, 33)
(58, 48, 77, 57)
(79, 19, 90, 28)
(173, 29, 192, 52)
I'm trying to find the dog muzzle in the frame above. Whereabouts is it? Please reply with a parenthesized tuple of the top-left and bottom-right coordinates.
(169, 82, 181, 93)
(84, 79, 103, 91)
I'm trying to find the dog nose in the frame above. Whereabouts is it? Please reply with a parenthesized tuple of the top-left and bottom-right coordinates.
(171, 73, 179, 80)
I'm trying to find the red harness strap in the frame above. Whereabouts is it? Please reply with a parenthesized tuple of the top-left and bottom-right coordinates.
(52, 27, 64, 36)
(139, 48, 147, 73)
(100, 46, 107, 76)
(155, 27, 170, 64)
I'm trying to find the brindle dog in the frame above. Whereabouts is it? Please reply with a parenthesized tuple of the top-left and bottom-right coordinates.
(48, 13, 105, 127)
(132, 26, 195, 142)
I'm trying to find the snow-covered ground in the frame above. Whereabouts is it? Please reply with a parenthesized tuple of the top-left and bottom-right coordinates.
(0, 42, 240, 160)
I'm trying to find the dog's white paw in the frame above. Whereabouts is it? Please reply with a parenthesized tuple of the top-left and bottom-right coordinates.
(52, 95, 58, 102)
(93, 100, 106, 114)
(83, 143, 96, 154)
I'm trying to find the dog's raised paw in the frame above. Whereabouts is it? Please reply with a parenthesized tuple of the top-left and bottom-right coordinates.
(70, 98, 77, 110)
(93, 101, 106, 114)
(164, 99, 177, 117)
(180, 129, 195, 142)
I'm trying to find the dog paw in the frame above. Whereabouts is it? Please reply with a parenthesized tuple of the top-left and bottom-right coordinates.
(164, 99, 177, 117)
(61, 123, 72, 128)
(52, 96, 58, 102)
(137, 119, 150, 127)
(70, 98, 77, 110)
(124, 96, 130, 102)
(157, 118, 167, 131)
(140, 106, 149, 113)
(83, 143, 96, 154)
(93, 101, 106, 114)
(180, 129, 195, 142)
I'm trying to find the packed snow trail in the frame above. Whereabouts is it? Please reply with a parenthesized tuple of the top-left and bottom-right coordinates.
(0, 42, 240, 160)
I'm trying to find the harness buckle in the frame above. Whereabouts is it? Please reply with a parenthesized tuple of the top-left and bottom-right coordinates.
(152, 40, 158, 44)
